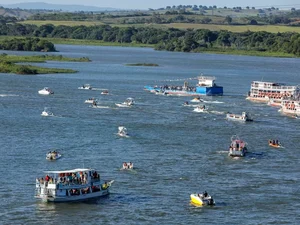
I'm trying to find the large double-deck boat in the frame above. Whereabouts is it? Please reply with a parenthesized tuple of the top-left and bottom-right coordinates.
(144, 76, 223, 96)
(246, 81, 299, 103)
(35, 168, 114, 202)
(279, 100, 300, 117)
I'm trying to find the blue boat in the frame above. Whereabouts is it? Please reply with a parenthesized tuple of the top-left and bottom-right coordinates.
(144, 76, 223, 96)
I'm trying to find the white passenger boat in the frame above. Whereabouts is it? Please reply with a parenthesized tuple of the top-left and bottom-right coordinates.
(46, 151, 62, 161)
(101, 90, 109, 95)
(35, 168, 114, 202)
(228, 135, 247, 157)
(279, 100, 300, 117)
(38, 87, 54, 95)
(78, 84, 92, 90)
(117, 126, 129, 137)
(122, 162, 133, 170)
(190, 192, 215, 206)
(226, 112, 253, 122)
(246, 81, 299, 103)
(85, 98, 97, 104)
(115, 98, 135, 107)
(193, 105, 207, 112)
(41, 107, 54, 117)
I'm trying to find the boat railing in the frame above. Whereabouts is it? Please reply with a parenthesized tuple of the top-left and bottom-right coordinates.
(197, 76, 216, 81)
(251, 84, 298, 90)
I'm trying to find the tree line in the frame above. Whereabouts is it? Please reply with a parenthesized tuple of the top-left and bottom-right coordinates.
(0, 23, 299, 56)
(0, 37, 56, 52)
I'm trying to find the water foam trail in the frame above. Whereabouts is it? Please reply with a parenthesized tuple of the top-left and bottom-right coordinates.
(202, 100, 224, 104)
(0, 94, 19, 97)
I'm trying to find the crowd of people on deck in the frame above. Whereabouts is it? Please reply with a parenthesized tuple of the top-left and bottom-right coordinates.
(156, 85, 196, 92)
(36, 171, 100, 186)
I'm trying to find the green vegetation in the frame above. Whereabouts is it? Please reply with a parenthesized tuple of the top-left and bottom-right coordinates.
(0, 37, 56, 52)
(20, 20, 300, 33)
(0, 60, 76, 75)
(0, 53, 90, 62)
(0, 53, 91, 75)
(126, 63, 159, 66)
(0, 23, 299, 57)
(1, 6, 300, 58)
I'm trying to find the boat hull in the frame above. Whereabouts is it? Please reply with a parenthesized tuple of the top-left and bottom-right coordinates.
(229, 149, 247, 157)
(36, 189, 110, 202)
(190, 194, 214, 206)
(269, 143, 281, 148)
(144, 86, 223, 96)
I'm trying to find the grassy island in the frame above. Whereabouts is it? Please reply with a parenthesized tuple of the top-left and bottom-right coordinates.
(126, 63, 159, 67)
(0, 53, 90, 75)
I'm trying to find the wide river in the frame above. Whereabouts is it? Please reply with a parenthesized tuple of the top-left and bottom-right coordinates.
(0, 45, 300, 224)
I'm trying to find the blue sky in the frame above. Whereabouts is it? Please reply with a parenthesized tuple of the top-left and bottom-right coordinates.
(2, 0, 300, 10)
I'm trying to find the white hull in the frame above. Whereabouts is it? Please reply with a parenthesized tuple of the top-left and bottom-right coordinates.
(115, 103, 131, 108)
(246, 96, 269, 103)
(193, 107, 207, 113)
(190, 99, 203, 103)
(46, 154, 62, 161)
(36, 189, 110, 202)
(280, 108, 300, 116)
(85, 99, 97, 104)
(38, 91, 52, 95)
(41, 112, 53, 117)
(226, 113, 252, 122)
(229, 149, 246, 157)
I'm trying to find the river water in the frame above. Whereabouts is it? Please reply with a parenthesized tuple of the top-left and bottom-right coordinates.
(0, 45, 300, 224)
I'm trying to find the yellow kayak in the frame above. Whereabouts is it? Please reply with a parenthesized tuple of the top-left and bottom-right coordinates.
(190, 193, 215, 206)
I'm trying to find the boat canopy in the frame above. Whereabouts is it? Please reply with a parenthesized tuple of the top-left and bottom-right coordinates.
(43, 168, 93, 174)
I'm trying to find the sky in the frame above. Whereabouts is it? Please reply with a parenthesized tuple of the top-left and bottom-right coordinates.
(1, 0, 300, 10)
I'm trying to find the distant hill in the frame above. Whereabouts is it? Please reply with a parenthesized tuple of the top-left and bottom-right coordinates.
(0, 2, 118, 12)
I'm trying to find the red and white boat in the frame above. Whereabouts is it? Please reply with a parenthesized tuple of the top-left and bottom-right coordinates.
(246, 81, 299, 103)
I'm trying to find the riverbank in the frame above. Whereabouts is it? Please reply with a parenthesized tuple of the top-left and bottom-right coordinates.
(0, 36, 296, 58)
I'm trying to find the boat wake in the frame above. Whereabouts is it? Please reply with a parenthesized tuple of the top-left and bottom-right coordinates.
(90, 105, 110, 109)
(217, 151, 228, 154)
(0, 94, 19, 97)
(210, 110, 225, 115)
(202, 100, 224, 104)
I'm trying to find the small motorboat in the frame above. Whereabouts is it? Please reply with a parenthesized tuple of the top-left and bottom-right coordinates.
(46, 151, 62, 161)
(117, 126, 129, 137)
(122, 162, 133, 170)
(78, 84, 92, 90)
(41, 107, 54, 117)
(229, 135, 247, 157)
(193, 105, 207, 113)
(115, 98, 135, 108)
(85, 98, 97, 104)
(226, 112, 253, 122)
(190, 192, 215, 206)
(268, 140, 282, 148)
(101, 90, 109, 95)
(190, 97, 203, 103)
(38, 87, 54, 95)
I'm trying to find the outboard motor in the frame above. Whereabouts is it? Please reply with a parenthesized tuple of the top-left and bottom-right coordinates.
(208, 198, 214, 205)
